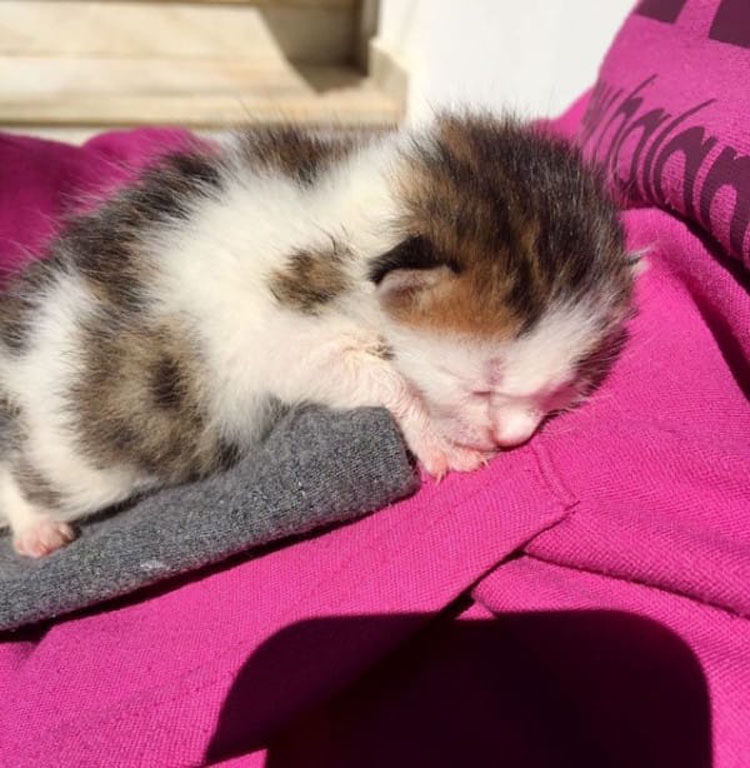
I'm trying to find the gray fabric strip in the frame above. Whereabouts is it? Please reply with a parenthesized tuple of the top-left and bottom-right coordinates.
(0, 407, 417, 632)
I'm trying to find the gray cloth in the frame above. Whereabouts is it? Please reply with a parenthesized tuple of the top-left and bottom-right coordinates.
(0, 406, 417, 632)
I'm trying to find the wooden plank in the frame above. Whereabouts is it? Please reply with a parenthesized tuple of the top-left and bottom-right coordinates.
(0, 92, 399, 126)
(122, 1, 357, 7)
(0, 56, 310, 96)
(123, 1, 357, 7)
(0, 60, 399, 126)
(0, 125, 233, 145)
(0, 2, 356, 63)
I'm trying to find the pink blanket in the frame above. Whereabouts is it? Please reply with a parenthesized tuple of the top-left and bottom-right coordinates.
(1, 2, 748, 764)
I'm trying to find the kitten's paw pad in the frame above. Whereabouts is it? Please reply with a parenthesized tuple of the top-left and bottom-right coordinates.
(13, 519, 75, 558)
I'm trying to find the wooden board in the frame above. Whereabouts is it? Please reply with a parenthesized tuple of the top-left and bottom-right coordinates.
(0, 1, 356, 62)
(0, 60, 399, 126)
(0, 1, 402, 131)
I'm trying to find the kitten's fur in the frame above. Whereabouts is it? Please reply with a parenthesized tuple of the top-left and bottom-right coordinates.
(0, 114, 634, 557)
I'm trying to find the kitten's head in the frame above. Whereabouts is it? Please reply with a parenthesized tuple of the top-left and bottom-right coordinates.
(370, 113, 637, 450)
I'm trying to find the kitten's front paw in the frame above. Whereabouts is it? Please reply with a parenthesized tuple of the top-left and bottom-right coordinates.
(13, 518, 76, 558)
(404, 426, 490, 479)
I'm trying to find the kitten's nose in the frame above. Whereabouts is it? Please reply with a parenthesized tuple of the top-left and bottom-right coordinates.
(492, 410, 542, 448)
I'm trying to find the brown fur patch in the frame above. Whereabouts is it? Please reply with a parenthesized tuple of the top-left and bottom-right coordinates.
(63, 216, 153, 311)
(64, 150, 222, 312)
(270, 241, 352, 314)
(383, 114, 633, 338)
(0, 256, 62, 355)
(69, 314, 239, 483)
(0, 391, 22, 468)
(150, 353, 189, 411)
(384, 266, 521, 338)
(373, 339, 395, 360)
(237, 126, 363, 186)
(0, 389, 20, 423)
(12, 456, 63, 510)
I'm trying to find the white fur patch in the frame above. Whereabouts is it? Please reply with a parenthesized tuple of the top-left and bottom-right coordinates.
(497, 303, 599, 398)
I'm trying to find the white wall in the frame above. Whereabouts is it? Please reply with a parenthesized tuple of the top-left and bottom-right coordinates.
(376, 0, 634, 123)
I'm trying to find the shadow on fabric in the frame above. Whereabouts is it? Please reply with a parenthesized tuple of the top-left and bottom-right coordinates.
(205, 609, 711, 767)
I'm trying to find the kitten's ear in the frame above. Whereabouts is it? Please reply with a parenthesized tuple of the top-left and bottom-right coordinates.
(625, 248, 650, 277)
(369, 235, 458, 309)
(376, 265, 455, 308)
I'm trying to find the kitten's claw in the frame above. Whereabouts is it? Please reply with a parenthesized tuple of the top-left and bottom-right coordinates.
(13, 518, 75, 558)
(439, 442, 492, 474)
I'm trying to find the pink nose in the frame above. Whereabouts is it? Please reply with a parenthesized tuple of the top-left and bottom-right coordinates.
(492, 410, 541, 448)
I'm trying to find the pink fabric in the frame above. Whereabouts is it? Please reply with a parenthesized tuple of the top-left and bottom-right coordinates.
(0, 3, 748, 763)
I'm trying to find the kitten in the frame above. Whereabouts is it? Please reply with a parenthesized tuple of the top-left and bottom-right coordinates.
(0, 114, 635, 557)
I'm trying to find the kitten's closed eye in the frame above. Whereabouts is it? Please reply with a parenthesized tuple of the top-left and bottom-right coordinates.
(369, 235, 453, 284)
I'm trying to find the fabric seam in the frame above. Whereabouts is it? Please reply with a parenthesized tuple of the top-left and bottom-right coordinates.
(525, 550, 749, 622)
(527, 439, 749, 621)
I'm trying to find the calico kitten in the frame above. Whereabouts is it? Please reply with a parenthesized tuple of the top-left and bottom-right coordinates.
(0, 114, 635, 557)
